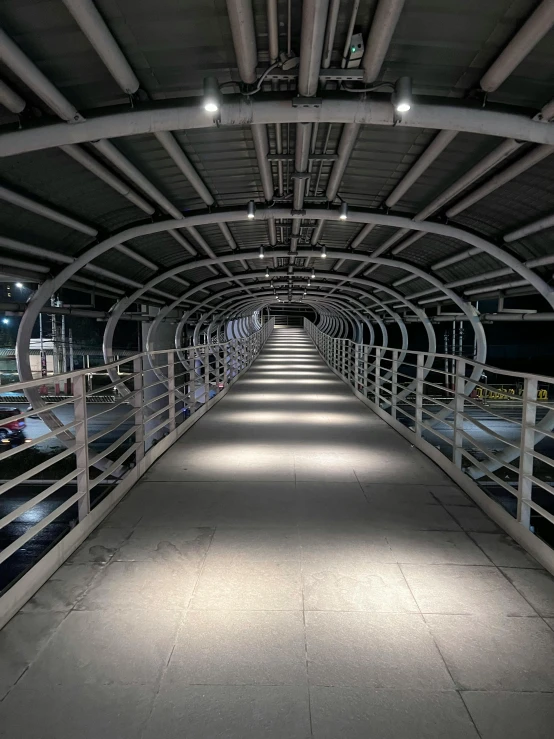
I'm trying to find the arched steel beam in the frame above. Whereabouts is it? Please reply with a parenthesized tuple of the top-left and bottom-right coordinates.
(3, 95, 554, 158)
(22, 200, 543, 437)
(13, 207, 550, 309)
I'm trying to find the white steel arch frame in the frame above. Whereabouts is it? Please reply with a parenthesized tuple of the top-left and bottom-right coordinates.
(2, 96, 554, 158)
(14, 202, 554, 456)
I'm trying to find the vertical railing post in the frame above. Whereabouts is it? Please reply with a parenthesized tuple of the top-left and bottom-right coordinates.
(354, 342, 360, 392)
(215, 346, 221, 394)
(415, 353, 424, 437)
(453, 358, 465, 468)
(132, 355, 145, 467)
(167, 350, 176, 432)
(224, 344, 230, 386)
(204, 345, 210, 402)
(518, 376, 538, 529)
(73, 373, 90, 522)
(374, 347, 381, 407)
(391, 349, 399, 420)
(363, 345, 369, 397)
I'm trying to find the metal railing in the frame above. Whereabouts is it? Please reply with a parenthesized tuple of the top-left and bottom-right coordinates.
(0, 319, 274, 625)
(305, 318, 554, 572)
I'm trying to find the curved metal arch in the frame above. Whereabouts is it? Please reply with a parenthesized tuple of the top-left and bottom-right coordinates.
(13, 203, 547, 419)
(18, 228, 504, 438)
(137, 271, 436, 397)
(3, 95, 554, 158)
(15, 207, 552, 315)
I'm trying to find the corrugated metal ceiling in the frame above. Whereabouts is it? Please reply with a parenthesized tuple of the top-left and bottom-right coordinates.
(0, 0, 552, 313)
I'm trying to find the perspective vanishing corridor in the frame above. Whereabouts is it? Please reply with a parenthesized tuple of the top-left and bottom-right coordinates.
(0, 328, 553, 737)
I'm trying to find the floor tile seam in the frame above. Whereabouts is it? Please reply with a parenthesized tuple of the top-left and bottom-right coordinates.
(465, 530, 549, 619)
(493, 562, 554, 623)
(407, 584, 467, 695)
(0, 607, 74, 704)
(10, 680, 554, 694)
(182, 527, 218, 612)
(429, 491, 474, 532)
(137, 639, 177, 739)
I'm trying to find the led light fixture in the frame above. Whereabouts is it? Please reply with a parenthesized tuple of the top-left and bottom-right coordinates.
(394, 76, 412, 113)
(203, 76, 221, 113)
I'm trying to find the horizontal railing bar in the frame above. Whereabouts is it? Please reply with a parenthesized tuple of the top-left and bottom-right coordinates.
(0, 468, 82, 531)
(85, 391, 139, 420)
(0, 420, 81, 461)
(88, 444, 138, 489)
(88, 426, 137, 467)
(0, 444, 79, 497)
(87, 406, 138, 444)
(0, 483, 83, 565)
(526, 498, 554, 526)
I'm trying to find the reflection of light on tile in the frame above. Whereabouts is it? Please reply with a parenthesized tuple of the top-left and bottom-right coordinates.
(228, 393, 351, 403)
(245, 378, 339, 385)
(253, 364, 321, 370)
(249, 370, 329, 377)
(217, 410, 367, 425)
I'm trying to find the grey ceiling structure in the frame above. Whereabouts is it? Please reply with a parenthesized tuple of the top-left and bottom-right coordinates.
(0, 0, 553, 369)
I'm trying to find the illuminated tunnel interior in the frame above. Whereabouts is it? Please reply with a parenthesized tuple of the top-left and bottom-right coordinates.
(0, 0, 554, 736)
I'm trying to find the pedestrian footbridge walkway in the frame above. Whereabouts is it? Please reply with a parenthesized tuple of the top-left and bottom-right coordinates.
(1, 328, 554, 738)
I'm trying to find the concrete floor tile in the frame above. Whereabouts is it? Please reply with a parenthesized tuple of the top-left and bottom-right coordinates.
(78, 560, 197, 610)
(300, 527, 396, 564)
(207, 527, 301, 560)
(191, 559, 303, 610)
(0, 682, 156, 739)
(297, 483, 372, 526)
(0, 611, 66, 700)
(427, 485, 475, 506)
(67, 526, 132, 564)
(469, 533, 542, 568)
(386, 531, 490, 565)
(354, 454, 451, 485)
(21, 563, 103, 613)
(143, 684, 312, 739)
(402, 565, 535, 615)
(500, 567, 554, 616)
(166, 610, 307, 685)
(446, 506, 500, 532)
(18, 609, 180, 687)
(306, 611, 454, 689)
(366, 502, 461, 530)
(310, 687, 479, 739)
(303, 562, 419, 612)
(426, 614, 554, 690)
(361, 483, 437, 505)
(462, 691, 554, 739)
(115, 526, 213, 563)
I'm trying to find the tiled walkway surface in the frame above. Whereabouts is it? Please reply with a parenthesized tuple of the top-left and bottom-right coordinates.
(1, 327, 554, 738)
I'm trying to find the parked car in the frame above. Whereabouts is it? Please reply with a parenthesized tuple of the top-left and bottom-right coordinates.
(0, 407, 29, 447)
